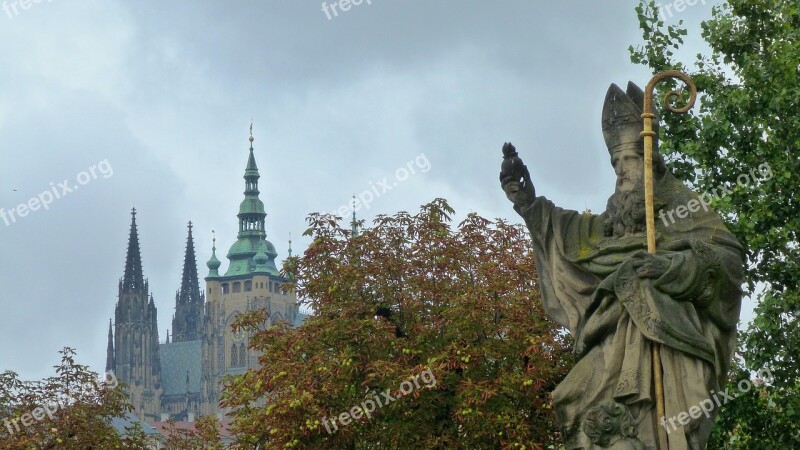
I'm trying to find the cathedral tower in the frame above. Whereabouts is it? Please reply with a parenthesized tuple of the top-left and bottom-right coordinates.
(171, 222, 205, 342)
(103, 125, 305, 421)
(201, 125, 298, 416)
(113, 208, 162, 420)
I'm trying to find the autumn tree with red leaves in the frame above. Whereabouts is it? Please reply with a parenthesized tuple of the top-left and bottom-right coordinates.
(222, 199, 572, 449)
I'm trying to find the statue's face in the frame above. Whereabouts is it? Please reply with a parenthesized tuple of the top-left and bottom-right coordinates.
(611, 146, 643, 193)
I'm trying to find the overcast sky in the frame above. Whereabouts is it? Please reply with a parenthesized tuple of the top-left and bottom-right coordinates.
(1, 0, 740, 381)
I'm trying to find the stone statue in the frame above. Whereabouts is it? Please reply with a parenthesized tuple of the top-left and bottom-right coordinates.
(583, 401, 646, 449)
(500, 82, 745, 450)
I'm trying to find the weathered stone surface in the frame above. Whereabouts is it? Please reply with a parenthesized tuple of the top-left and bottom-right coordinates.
(500, 82, 744, 450)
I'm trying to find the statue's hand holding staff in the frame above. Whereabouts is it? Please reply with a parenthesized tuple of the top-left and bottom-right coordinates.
(631, 251, 671, 279)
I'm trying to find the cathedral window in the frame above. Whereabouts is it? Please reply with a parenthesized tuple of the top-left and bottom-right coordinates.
(221, 283, 229, 294)
(244, 281, 252, 292)
(238, 343, 246, 366)
(233, 282, 241, 293)
(231, 344, 238, 367)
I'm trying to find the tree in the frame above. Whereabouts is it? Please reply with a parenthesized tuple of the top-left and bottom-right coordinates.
(630, 1, 800, 446)
(221, 199, 572, 449)
(0, 347, 155, 449)
(161, 416, 226, 449)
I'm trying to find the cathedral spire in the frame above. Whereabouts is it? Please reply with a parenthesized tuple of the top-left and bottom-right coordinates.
(105, 319, 114, 373)
(179, 221, 201, 302)
(241, 123, 263, 218)
(122, 208, 145, 292)
(223, 123, 278, 277)
(113, 209, 161, 420)
(173, 221, 205, 342)
(245, 120, 259, 179)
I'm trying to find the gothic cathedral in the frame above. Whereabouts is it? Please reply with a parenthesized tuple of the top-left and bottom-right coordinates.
(105, 130, 304, 421)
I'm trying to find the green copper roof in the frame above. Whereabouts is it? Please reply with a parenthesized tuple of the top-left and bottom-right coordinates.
(207, 247, 221, 271)
(205, 232, 222, 279)
(240, 147, 265, 216)
(239, 197, 265, 216)
(253, 248, 270, 273)
(216, 131, 281, 278)
(245, 147, 259, 178)
(225, 238, 278, 276)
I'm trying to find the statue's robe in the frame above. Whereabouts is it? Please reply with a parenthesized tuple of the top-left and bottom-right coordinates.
(516, 173, 744, 450)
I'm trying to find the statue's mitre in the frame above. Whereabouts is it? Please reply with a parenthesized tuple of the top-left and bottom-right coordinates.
(601, 82, 659, 153)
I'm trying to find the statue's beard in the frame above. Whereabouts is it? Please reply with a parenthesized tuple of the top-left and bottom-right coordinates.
(604, 181, 647, 238)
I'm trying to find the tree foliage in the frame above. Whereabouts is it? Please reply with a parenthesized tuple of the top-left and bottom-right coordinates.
(161, 415, 226, 449)
(0, 348, 154, 449)
(222, 199, 572, 449)
(630, 1, 800, 446)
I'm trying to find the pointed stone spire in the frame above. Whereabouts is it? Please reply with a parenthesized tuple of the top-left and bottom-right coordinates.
(113, 210, 161, 418)
(173, 221, 205, 342)
(122, 208, 145, 292)
(179, 221, 201, 303)
(105, 319, 114, 372)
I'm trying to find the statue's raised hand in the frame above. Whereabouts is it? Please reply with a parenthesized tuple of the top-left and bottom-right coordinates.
(500, 142, 535, 210)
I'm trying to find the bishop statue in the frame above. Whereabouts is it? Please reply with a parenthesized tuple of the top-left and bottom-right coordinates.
(500, 82, 745, 450)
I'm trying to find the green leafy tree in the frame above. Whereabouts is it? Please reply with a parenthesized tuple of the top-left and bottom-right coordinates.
(221, 199, 572, 449)
(0, 347, 155, 449)
(630, 1, 800, 446)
